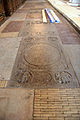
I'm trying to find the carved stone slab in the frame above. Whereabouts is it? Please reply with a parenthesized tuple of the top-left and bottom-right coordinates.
(19, 23, 58, 37)
(8, 34, 79, 88)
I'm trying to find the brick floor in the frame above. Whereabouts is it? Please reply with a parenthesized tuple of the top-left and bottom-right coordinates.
(33, 89, 80, 120)
(0, 80, 8, 88)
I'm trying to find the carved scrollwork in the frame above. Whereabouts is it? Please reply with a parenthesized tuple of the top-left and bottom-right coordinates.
(54, 71, 72, 84)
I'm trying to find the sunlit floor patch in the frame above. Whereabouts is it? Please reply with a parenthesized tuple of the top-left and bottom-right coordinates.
(0, 80, 8, 88)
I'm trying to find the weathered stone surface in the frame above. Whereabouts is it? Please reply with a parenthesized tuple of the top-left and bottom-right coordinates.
(0, 37, 21, 81)
(26, 12, 41, 19)
(8, 35, 79, 88)
(0, 89, 34, 120)
(9, 13, 26, 21)
(19, 23, 58, 37)
(63, 45, 80, 82)
(2, 21, 24, 33)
